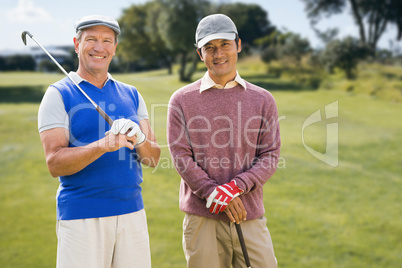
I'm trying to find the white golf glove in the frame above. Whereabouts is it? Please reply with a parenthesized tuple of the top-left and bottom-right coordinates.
(105, 118, 146, 145)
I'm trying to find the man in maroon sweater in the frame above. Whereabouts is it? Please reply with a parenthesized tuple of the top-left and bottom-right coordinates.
(167, 14, 280, 268)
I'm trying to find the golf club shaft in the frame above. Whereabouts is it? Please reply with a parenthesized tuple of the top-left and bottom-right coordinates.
(23, 32, 113, 126)
(235, 223, 251, 268)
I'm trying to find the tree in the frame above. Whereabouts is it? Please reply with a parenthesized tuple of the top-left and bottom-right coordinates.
(259, 31, 287, 65)
(118, 1, 172, 72)
(320, 36, 370, 79)
(217, 3, 275, 51)
(387, 0, 402, 40)
(279, 33, 311, 65)
(301, 0, 402, 54)
(117, 0, 276, 81)
(261, 46, 278, 64)
(157, 0, 208, 81)
(0, 56, 7, 71)
(38, 60, 59, 72)
(314, 27, 339, 44)
(146, 1, 174, 73)
(260, 31, 310, 65)
(6, 55, 36, 71)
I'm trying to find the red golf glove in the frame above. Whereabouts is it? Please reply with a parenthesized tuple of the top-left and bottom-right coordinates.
(206, 181, 244, 214)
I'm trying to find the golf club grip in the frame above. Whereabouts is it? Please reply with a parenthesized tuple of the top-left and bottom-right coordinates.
(95, 105, 113, 126)
(96, 105, 136, 145)
(235, 223, 251, 268)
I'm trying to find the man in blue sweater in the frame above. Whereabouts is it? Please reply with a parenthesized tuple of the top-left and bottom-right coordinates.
(38, 15, 160, 268)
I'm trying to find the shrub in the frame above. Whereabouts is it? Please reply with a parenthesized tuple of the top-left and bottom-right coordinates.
(320, 36, 370, 79)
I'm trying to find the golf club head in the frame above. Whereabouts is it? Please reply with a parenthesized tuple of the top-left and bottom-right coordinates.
(21, 31, 33, 45)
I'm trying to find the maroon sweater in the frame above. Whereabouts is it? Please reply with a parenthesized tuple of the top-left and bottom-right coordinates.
(167, 80, 281, 222)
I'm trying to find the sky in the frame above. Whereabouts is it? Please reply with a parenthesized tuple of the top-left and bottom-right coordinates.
(1, 0, 401, 53)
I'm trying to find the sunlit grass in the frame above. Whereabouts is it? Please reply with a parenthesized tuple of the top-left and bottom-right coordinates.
(0, 57, 401, 267)
(320, 62, 402, 102)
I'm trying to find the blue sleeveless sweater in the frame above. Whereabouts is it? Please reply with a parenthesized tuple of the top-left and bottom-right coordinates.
(51, 77, 144, 220)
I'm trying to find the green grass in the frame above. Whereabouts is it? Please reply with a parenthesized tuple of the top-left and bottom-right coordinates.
(266, 56, 402, 102)
(319, 62, 402, 102)
(0, 58, 401, 267)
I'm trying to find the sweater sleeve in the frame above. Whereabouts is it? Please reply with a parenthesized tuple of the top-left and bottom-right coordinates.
(234, 93, 281, 194)
(167, 92, 218, 199)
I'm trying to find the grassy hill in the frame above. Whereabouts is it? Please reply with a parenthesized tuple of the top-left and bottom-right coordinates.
(0, 57, 401, 267)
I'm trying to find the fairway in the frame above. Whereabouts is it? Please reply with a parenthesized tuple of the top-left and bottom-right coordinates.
(0, 61, 401, 267)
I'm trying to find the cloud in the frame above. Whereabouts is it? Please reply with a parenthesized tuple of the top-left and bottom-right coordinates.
(7, 0, 53, 23)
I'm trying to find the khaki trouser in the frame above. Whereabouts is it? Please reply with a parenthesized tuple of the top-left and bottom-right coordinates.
(56, 210, 151, 268)
(183, 213, 278, 268)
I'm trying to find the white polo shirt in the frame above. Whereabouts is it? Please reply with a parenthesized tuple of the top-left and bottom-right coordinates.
(38, 72, 148, 133)
(199, 71, 247, 92)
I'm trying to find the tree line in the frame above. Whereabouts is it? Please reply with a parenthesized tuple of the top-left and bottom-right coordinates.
(3, 0, 401, 82)
(0, 55, 36, 71)
(116, 0, 402, 81)
(116, 0, 275, 81)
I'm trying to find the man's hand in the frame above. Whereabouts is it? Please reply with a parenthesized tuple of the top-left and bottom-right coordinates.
(206, 180, 244, 214)
(106, 118, 146, 145)
(102, 131, 135, 151)
(225, 197, 247, 224)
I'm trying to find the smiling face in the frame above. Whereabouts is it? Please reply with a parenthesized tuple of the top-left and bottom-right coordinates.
(74, 25, 117, 79)
(198, 38, 242, 86)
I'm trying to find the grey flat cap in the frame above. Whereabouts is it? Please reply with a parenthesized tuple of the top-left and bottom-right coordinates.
(75, 15, 120, 35)
(195, 14, 238, 48)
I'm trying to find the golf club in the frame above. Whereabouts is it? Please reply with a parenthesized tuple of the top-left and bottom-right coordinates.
(21, 31, 113, 126)
(235, 223, 251, 268)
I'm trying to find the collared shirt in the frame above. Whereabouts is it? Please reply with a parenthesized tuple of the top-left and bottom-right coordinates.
(38, 72, 148, 133)
(199, 71, 247, 92)
(69, 72, 114, 87)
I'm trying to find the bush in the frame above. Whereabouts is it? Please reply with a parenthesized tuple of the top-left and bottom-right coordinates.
(38, 60, 60, 73)
(2, 55, 36, 71)
(261, 46, 278, 64)
(260, 32, 311, 66)
(284, 67, 324, 89)
(266, 61, 282, 77)
(279, 34, 311, 65)
(265, 57, 325, 89)
(317, 62, 402, 102)
(320, 36, 370, 79)
(0, 56, 7, 71)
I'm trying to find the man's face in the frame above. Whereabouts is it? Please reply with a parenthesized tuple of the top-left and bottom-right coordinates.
(198, 38, 241, 85)
(74, 25, 117, 75)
